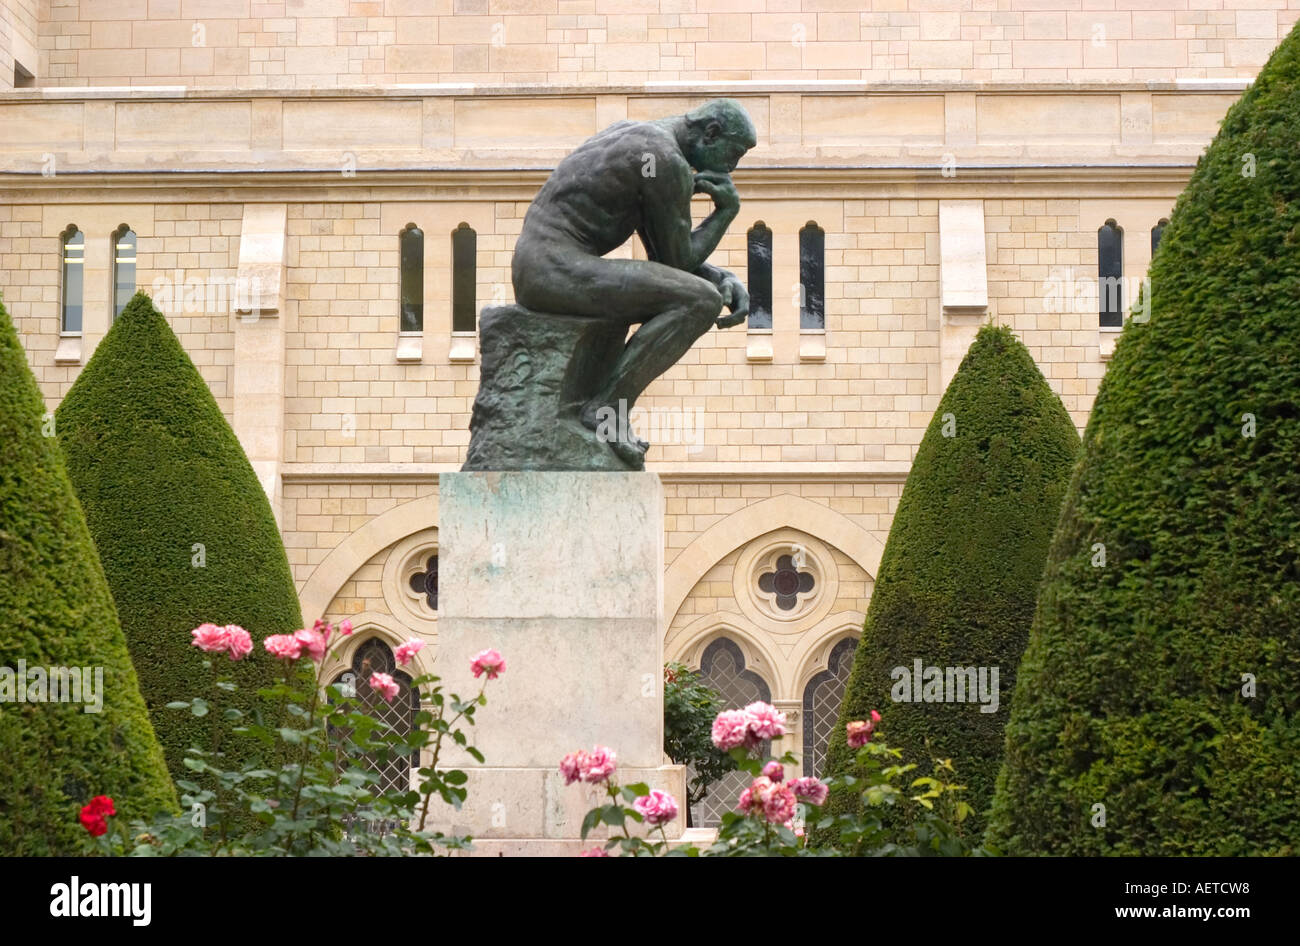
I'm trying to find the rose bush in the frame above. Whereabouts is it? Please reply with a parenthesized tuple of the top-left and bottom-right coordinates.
(82, 618, 503, 857)
(566, 703, 993, 857)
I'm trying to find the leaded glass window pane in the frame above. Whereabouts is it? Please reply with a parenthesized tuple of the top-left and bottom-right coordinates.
(330, 637, 420, 836)
(688, 638, 772, 829)
(802, 637, 858, 779)
(408, 554, 438, 610)
(747, 222, 772, 330)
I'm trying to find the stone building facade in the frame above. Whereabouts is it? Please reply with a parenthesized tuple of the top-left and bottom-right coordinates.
(3, 0, 1292, 823)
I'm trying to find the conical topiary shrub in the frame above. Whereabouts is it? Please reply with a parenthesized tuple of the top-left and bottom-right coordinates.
(821, 325, 1080, 841)
(56, 292, 304, 796)
(0, 299, 177, 854)
(985, 27, 1300, 856)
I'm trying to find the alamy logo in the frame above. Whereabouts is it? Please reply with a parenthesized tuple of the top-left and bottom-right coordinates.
(890, 659, 1000, 714)
(49, 876, 151, 926)
(0, 662, 103, 713)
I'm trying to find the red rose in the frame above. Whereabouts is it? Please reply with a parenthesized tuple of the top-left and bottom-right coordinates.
(79, 810, 107, 836)
(80, 795, 116, 836)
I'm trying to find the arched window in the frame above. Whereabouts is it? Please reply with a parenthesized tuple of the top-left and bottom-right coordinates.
(330, 638, 420, 800)
(746, 222, 772, 330)
(1098, 219, 1124, 328)
(112, 224, 137, 320)
(688, 637, 772, 828)
(61, 225, 84, 333)
(799, 221, 825, 330)
(399, 223, 423, 334)
(801, 637, 859, 779)
(1151, 218, 1168, 255)
(452, 223, 476, 334)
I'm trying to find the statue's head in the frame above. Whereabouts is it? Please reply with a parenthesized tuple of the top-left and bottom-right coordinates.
(682, 99, 757, 174)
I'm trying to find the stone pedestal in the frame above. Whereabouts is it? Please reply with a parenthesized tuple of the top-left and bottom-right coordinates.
(430, 471, 685, 853)
(461, 305, 637, 472)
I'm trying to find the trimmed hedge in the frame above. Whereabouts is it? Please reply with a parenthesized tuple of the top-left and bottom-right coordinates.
(56, 292, 304, 799)
(985, 27, 1300, 856)
(0, 299, 177, 854)
(822, 325, 1080, 841)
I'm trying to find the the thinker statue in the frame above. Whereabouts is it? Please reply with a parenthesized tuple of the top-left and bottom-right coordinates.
(462, 99, 758, 472)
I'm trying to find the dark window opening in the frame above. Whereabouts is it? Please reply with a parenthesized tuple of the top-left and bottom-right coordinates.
(799, 221, 825, 330)
(746, 222, 772, 330)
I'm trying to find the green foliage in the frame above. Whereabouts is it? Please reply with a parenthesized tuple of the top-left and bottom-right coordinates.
(662, 662, 735, 823)
(0, 300, 177, 854)
(986, 27, 1300, 856)
(822, 325, 1080, 841)
(55, 292, 304, 818)
(87, 624, 492, 856)
(575, 736, 991, 857)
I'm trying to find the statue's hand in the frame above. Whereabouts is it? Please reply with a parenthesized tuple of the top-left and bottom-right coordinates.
(715, 274, 749, 329)
(693, 171, 740, 214)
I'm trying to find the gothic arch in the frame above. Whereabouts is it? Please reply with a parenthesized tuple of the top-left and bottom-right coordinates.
(663, 494, 884, 632)
(298, 494, 438, 622)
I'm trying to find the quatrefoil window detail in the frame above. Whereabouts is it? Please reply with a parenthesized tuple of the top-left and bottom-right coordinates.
(758, 554, 815, 611)
(408, 554, 438, 610)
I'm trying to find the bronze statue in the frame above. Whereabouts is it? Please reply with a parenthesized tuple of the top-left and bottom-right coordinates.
(463, 99, 757, 472)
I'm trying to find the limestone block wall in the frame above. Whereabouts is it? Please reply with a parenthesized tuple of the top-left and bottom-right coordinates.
(0, 0, 39, 88)
(23, 1, 1300, 88)
(5, 188, 1176, 462)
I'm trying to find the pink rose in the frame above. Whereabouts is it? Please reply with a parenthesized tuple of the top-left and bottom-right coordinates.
(789, 776, 829, 806)
(846, 710, 882, 749)
(224, 625, 253, 661)
(263, 634, 302, 661)
(711, 709, 751, 750)
(190, 623, 230, 654)
(744, 701, 787, 742)
(293, 627, 327, 662)
(762, 784, 797, 824)
(470, 648, 506, 680)
(339, 620, 353, 636)
(579, 847, 610, 857)
(632, 789, 679, 827)
(560, 751, 587, 786)
(582, 745, 617, 783)
(738, 776, 774, 815)
(369, 672, 399, 702)
(394, 638, 425, 667)
(762, 761, 784, 783)
(313, 618, 332, 646)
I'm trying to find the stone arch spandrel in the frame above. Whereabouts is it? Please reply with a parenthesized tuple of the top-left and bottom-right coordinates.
(663, 493, 884, 633)
(298, 493, 438, 623)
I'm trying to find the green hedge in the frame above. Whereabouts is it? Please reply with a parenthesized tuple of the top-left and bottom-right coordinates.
(822, 325, 1079, 841)
(985, 26, 1300, 856)
(0, 299, 177, 854)
(56, 292, 304, 804)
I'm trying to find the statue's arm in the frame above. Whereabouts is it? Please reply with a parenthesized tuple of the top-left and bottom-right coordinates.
(639, 160, 739, 273)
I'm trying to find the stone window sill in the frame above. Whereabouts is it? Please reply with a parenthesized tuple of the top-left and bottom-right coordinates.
(395, 332, 423, 364)
(54, 333, 82, 365)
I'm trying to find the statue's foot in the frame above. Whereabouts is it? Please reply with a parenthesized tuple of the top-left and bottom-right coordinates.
(580, 398, 649, 469)
(609, 435, 649, 469)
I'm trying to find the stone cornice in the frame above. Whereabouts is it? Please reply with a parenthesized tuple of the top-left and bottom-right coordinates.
(279, 462, 911, 485)
(0, 164, 1196, 202)
(0, 78, 1253, 103)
